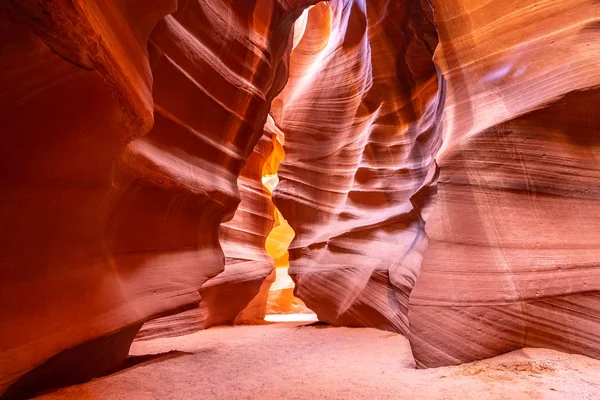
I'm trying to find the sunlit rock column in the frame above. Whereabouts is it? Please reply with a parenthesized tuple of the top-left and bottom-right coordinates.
(408, 0, 600, 367)
(272, 0, 445, 333)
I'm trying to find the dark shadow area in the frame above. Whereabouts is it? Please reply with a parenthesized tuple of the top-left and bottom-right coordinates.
(342, 3, 367, 49)
(2, 324, 142, 400)
(5, 349, 193, 400)
(120, 350, 191, 371)
(298, 321, 330, 328)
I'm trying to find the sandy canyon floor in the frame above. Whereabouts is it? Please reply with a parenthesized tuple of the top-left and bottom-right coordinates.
(36, 323, 600, 400)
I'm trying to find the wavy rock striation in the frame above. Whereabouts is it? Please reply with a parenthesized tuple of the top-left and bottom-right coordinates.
(0, 1, 174, 395)
(2, 0, 599, 393)
(136, 122, 281, 341)
(0, 0, 315, 396)
(200, 127, 277, 326)
(408, 0, 600, 367)
(272, 0, 445, 333)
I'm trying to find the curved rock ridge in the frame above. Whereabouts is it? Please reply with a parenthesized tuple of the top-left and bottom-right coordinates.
(0, 1, 173, 395)
(3, 1, 599, 393)
(272, 0, 445, 333)
(136, 121, 281, 341)
(202, 126, 277, 326)
(408, 0, 600, 367)
(0, 0, 316, 396)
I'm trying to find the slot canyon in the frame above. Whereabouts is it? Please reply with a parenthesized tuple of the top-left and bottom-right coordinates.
(0, 0, 599, 399)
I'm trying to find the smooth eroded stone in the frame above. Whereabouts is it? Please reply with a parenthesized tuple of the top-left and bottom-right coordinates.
(272, 0, 445, 334)
(0, 0, 316, 394)
(408, 0, 600, 367)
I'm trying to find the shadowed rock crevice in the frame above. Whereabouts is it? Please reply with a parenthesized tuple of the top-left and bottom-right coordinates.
(2, 324, 142, 400)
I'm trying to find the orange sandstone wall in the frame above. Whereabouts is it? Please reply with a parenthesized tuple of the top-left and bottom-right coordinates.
(0, 0, 316, 396)
(408, 0, 600, 367)
(271, 0, 445, 333)
(2, 1, 600, 393)
(0, 1, 175, 394)
(135, 124, 281, 341)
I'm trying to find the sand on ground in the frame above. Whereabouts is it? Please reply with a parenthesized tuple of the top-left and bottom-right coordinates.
(37, 323, 600, 400)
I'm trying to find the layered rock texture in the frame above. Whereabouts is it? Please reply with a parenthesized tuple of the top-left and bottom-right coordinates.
(0, 1, 175, 395)
(0, 0, 315, 397)
(203, 127, 277, 326)
(271, 0, 445, 333)
(270, 0, 600, 369)
(2, 0, 600, 396)
(136, 122, 281, 341)
(408, 0, 600, 367)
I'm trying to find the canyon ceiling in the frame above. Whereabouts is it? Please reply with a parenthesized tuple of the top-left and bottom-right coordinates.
(1, 0, 599, 397)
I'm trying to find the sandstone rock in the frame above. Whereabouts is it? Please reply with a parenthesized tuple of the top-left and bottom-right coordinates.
(2, 1, 600, 394)
(0, 1, 173, 394)
(271, 0, 445, 333)
(0, 0, 315, 396)
(136, 125, 279, 340)
(408, 0, 600, 367)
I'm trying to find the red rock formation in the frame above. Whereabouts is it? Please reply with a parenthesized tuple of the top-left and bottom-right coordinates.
(408, 0, 600, 367)
(136, 125, 279, 341)
(3, 1, 600, 395)
(200, 130, 277, 326)
(270, 0, 600, 370)
(0, 0, 315, 396)
(271, 0, 445, 333)
(0, 1, 173, 395)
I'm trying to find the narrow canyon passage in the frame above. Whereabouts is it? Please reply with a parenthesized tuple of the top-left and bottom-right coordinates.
(260, 116, 316, 322)
(1, 0, 600, 399)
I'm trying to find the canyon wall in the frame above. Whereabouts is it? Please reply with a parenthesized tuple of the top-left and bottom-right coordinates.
(272, 0, 445, 333)
(0, 0, 314, 396)
(136, 122, 280, 341)
(407, 0, 600, 367)
(2, 0, 600, 395)
(271, 0, 600, 368)
(0, 1, 174, 395)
